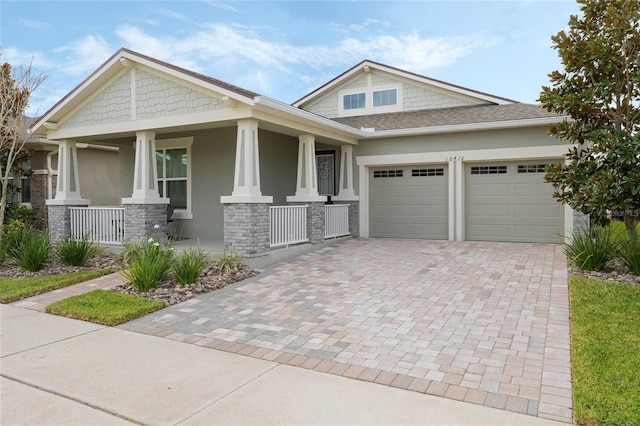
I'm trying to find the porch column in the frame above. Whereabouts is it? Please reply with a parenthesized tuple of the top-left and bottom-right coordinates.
(333, 144, 359, 237)
(221, 119, 272, 257)
(287, 135, 326, 243)
(46, 140, 90, 243)
(287, 135, 326, 203)
(122, 131, 169, 243)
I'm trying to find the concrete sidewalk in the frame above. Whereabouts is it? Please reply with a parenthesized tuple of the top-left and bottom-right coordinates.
(1, 304, 565, 426)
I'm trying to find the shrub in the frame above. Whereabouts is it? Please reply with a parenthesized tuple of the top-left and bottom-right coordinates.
(120, 237, 174, 292)
(216, 249, 241, 273)
(0, 220, 25, 263)
(8, 227, 51, 272)
(4, 203, 42, 228)
(618, 239, 640, 275)
(173, 248, 208, 286)
(55, 237, 103, 266)
(122, 240, 146, 266)
(565, 226, 619, 272)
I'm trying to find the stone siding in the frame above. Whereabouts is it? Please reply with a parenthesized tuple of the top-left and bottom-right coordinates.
(48, 205, 74, 243)
(223, 203, 270, 257)
(29, 174, 48, 223)
(347, 201, 360, 237)
(573, 210, 589, 232)
(124, 204, 168, 243)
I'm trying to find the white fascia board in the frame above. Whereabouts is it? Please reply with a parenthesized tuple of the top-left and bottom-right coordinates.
(294, 60, 515, 108)
(128, 56, 254, 106)
(356, 144, 574, 167)
(359, 116, 570, 139)
(253, 96, 359, 144)
(43, 107, 252, 140)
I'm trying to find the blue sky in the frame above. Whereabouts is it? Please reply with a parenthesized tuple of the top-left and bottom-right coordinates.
(1, 1, 581, 117)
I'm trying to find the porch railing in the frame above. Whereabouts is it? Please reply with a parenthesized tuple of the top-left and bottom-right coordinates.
(270, 205, 308, 247)
(325, 204, 350, 239)
(69, 206, 125, 245)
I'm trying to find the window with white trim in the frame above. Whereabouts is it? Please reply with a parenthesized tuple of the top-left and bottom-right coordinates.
(338, 83, 402, 117)
(343, 92, 366, 110)
(373, 89, 397, 107)
(156, 137, 193, 219)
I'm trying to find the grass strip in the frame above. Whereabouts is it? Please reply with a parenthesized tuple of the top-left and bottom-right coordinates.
(45, 289, 166, 326)
(0, 268, 116, 303)
(570, 276, 640, 425)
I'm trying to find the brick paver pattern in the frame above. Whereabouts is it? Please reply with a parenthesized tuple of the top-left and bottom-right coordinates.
(118, 239, 572, 423)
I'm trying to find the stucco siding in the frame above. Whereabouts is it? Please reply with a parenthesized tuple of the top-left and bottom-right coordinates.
(164, 128, 298, 242)
(354, 126, 563, 158)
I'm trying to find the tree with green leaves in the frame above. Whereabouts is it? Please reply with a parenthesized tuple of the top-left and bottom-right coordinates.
(0, 50, 47, 240)
(539, 0, 640, 242)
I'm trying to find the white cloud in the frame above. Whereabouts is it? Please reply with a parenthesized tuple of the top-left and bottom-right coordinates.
(157, 7, 191, 22)
(19, 18, 54, 31)
(205, 1, 239, 12)
(53, 35, 114, 76)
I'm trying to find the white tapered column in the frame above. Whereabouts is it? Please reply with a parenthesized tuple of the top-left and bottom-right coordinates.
(46, 139, 89, 205)
(287, 134, 326, 203)
(123, 131, 167, 204)
(333, 144, 358, 201)
(221, 119, 272, 203)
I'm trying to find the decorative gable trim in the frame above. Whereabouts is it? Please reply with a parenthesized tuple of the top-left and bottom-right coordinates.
(293, 59, 517, 109)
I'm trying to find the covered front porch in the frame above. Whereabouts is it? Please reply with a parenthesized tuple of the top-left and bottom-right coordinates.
(32, 49, 360, 258)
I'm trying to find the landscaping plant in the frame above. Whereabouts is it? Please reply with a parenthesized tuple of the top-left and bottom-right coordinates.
(120, 236, 174, 292)
(7, 226, 51, 272)
(617, 239, 640, 275)
(55, 237, 103, 267)
(216, 248, 241, 273)
(173, 247, 208, 286)
(564, 226, 618, 272)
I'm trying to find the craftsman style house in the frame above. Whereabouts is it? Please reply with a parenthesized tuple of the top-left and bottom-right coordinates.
(31, 48, 578, 257)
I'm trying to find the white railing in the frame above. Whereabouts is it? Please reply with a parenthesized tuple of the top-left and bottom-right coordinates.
(325, 204, 350, 239)
(270, 205, 308, 247)
(69, 207, 125, 245)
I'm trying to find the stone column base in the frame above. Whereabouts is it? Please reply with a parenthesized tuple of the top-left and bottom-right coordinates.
(223, 203, 270, 257)
(124, 204, 169, 243)
(346, 201, 360, 238)
(290, 201, 325, 244)
(48, 205, 74, 243)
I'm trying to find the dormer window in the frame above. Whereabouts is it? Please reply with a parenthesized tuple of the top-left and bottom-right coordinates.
(338, 84, 402, 117)
(343, 92, 366, 110)
(373, 89, 397, 107)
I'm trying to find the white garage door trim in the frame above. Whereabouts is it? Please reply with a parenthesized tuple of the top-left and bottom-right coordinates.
(369, 165, 448, 239)
(465, 161, 564, 243)
(357, 144, 574, 240)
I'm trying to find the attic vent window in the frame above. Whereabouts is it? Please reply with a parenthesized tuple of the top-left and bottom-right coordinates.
(470, 165, 507, 175)
(373, 89, 397, 107)
(373, 170, 403, 178)
(412, 168, 444, 177)
(517, 164, 547, 173)
(343, 93, 366, 110)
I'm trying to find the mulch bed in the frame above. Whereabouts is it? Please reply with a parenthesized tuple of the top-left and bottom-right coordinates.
(0, 252, 259, 306)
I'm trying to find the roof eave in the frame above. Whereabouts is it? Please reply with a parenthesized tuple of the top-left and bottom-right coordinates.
(358, 116, 569, 139)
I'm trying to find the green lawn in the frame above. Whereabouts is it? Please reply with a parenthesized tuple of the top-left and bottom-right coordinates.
(45, 289, 166, 326)
(570, 276, 640, 425)
(0, 269, 116, 303)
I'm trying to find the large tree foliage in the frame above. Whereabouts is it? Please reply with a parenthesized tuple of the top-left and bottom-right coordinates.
(539, 0, 640, 242)
(0, 50, 47, 239)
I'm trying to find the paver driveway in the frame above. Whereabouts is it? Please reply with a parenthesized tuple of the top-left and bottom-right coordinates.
(120, 238, 572, 423)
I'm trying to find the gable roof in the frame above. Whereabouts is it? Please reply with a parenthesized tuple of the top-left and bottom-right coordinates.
(292, 59, 518, 108)
(332, 103, 560, 131)
(31, 48, 261, 134)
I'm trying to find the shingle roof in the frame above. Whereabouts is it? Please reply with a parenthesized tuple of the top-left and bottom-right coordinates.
(331, 103, 563, 131)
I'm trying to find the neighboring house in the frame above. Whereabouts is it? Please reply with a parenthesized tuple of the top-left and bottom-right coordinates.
(5, 117, 120, 224)
(31, 48, 578, 256)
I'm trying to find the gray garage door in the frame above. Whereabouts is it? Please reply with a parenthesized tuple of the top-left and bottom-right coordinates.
(370, 165, 448, 239)
(465, 161, 563, 243)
